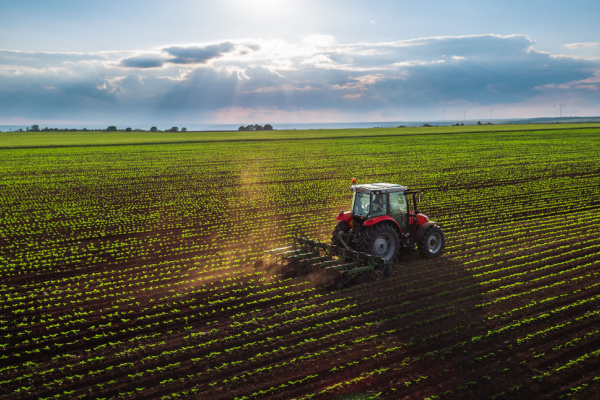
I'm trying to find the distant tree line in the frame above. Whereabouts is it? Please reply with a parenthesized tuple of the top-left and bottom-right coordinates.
(13, 125, 189, 133)
(2, 124, 279, 133)
(108, 126, 187, 132)
(23, 124, 96, 132)
(238, 124, 274, 131)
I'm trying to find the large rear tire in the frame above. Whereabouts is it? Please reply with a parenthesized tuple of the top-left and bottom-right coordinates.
(331, 220, 350, 247)
(418, 225, 445, 258)
(359, 223, 400, 262)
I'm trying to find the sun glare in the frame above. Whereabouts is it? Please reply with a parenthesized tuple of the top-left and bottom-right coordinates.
(232, 0, 295, 18)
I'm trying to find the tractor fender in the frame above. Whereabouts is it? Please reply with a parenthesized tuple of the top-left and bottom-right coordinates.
(416, 221, 438, 241)
(336, 211, 353, 223)
(409, 212, 429, 225)
(363, 215, 402, 235)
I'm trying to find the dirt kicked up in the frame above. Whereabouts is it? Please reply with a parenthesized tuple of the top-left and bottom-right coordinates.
(1, 125, 599, 399)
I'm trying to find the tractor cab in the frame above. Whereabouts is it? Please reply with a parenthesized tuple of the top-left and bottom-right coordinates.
(349, 183, 421, 232)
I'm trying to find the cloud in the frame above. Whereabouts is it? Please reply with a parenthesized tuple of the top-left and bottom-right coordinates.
(0, 50, 111, 69)
(120, 54, 166, 68)
(119, 41, 251, 69)
(164, 42, 236, 64)
(564, 42, 600, 49)
(1, 34, 600, 124)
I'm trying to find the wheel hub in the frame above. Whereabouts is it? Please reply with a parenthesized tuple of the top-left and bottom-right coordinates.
(372, 233, 395, 260)
(426, 232, 442, 253)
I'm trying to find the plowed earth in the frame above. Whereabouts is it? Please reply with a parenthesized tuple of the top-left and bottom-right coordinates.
(1, 126, 600, 399)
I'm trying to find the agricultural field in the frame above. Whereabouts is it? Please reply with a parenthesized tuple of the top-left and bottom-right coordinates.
(1, 124, 600, 399)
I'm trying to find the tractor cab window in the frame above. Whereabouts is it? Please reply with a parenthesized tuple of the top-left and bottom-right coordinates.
(352, 192, 370, 217)
(390, 192, 408, 230)
(370, 193, 387, 217)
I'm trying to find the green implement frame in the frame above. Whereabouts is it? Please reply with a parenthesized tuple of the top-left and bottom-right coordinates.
(268, 234, 393, 288)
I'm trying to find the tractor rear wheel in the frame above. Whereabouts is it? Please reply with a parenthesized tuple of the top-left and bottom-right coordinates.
(360, 223, 400, 262)
(418, 225, 445, 258)
(331, 220, 350, 247)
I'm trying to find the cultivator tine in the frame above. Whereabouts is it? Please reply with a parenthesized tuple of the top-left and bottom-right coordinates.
(268, 245, 293, 253)
(319, 259, 343, 268)
(304, 255, 333, 264)
(290, 251, 320, 260)
(325, 260, 359, 271)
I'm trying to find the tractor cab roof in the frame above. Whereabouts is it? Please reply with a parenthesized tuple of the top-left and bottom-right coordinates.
(351, 182, 409, 194)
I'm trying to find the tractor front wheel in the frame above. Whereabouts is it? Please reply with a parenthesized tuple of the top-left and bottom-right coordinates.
(360, 223, 400, 262)
(418, 225, 445, 258)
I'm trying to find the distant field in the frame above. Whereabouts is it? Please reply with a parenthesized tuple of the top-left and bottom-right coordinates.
(1, 122, 599, 148)
(1, 125, 599, 399)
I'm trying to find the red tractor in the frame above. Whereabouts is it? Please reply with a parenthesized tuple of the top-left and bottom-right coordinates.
(332, 182, 445, 262)
(271, 181, 445, 286)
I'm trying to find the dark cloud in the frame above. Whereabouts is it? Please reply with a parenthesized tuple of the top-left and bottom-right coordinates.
(163, 42, 236, 64)
(120, 55, 165, 68)
(118, 42, 243, 69)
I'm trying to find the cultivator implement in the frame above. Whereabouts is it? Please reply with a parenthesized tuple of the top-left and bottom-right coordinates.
(268, 235, 393, 288)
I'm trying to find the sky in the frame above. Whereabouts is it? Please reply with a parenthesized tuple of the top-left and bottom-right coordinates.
(1, 0, 599, 127)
